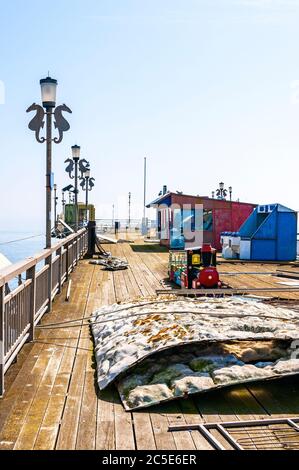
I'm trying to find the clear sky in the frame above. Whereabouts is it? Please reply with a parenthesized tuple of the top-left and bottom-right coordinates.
(1, 0, 299, 231)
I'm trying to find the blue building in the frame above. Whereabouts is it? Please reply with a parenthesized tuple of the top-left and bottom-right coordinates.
(238, 204, 297, 261)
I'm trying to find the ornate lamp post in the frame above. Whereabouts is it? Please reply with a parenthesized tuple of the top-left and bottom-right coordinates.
(61, 189, 66, 217)
(62, 184, 75, 205)
(229, 186, 232, 201)
(67, 187, 75, 204)
(84, 169, 90, 223)
(27, 76, 71, 248)
(211, 191, 215, 199)
(64, 147, 90, 231)
(215, 182, 228, 200)
(80, 169, 95, 223)
(72, 145, 80, 232)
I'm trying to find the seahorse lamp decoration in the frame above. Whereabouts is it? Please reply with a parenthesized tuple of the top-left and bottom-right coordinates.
(26, 103, 46, 143)
(64, 158, 75, 179)
(88, 177, 95, 190)
(78, 158, 90, 178)
(80, 175, 95, 191)
(65, 157, 90, 180)
(26, 77, 72, 145)
(53, 104, 72, 143)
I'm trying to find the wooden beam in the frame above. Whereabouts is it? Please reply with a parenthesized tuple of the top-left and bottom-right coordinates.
(156, 287, 299, 296)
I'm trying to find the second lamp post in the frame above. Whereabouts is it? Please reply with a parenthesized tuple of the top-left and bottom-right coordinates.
(84, 169, 90, 223)
(80, 168, 95, 224)
(72, 145, 80, 232)
(65, 146, 90, 231)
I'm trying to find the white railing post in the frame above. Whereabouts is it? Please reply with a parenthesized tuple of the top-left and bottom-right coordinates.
(46, 254, 52, 312)
(65, 242, 69, 280)
(0, 284, 5, 396)
(26, 265, 36, 342)
(70, 242, 73, 271)
(76, 233, 80, 264)
(57, 247, 62, 293)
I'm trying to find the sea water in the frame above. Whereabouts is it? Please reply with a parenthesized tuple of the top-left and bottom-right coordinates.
(0, 231, 45, 264)
(0, 231, 52, 289)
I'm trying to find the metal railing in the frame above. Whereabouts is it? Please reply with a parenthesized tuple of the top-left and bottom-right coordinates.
(95, 218, 157, 234)
(0, 228, 88, 396)
(95, 218, 142, 233)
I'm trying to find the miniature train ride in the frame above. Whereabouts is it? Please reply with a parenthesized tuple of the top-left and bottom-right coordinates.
(169, 244, 222, 289)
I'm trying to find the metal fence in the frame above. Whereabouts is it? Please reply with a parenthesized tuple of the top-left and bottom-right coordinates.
(0, 228, 88, 396)
(95, 219, 157, 234)
(95, 219, 142, 233)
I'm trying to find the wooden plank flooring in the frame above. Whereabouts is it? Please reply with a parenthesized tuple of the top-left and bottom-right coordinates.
(0, 240, 299, 450)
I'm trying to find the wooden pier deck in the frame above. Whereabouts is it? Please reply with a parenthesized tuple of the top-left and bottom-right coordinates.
(1, 240, 299, 450)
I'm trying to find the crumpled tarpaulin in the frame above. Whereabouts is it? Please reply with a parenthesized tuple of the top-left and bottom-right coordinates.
(90, 297, 299, 410)
(89, 257, 128, 270)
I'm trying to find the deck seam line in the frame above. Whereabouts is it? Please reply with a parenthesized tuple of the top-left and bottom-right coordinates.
(54, 264, 95, 450)
(30, 328, 72, 450)
(74, 265, 97, 450)
(245, 386, 272, 416)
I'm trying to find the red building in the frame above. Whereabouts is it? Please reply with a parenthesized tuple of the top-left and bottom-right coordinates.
(147, 192, 256, 250)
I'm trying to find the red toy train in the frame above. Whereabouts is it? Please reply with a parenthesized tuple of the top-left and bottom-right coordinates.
(169, 244, 222, 289)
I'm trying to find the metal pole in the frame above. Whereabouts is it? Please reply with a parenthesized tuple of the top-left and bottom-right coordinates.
(45, 109, 53, 312)
(112, 204, 115, 228)
(128, 192, 131, 228)
(46, 109, 52, 248)
(62, 190, 65, 217)
(54, 185, 57, 229)
(74, 158, 79, 232)
(143, 157, 146, 220)
(85, 176, 89, 223)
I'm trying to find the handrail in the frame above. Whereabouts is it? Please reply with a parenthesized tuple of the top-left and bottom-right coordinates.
(4, 279, 32, 303)
(0, 228, 88, 396)
(35, 264, 50, 278)
(0, 228, 86, 287)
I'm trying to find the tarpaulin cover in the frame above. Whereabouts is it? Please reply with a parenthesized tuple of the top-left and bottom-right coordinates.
(90, 297, 299, 410)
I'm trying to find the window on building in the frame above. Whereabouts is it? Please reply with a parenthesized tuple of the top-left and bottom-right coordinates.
(203, 210, 213, 231)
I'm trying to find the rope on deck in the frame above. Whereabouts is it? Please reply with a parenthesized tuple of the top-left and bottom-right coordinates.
(36, 309, 299, 329)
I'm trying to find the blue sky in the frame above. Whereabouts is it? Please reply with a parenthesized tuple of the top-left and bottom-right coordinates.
(1, 0, 299, 230)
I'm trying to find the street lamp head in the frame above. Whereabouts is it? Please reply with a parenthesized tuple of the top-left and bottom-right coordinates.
(219, 182, 224, 190)
(71, 144, 81, 160)
(54, 184, 57, 190)
(229, 186, 232, 192)
(40, 76, 57, 109)
(85, 169, 90, 178)
(62, 184, 74, 192)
